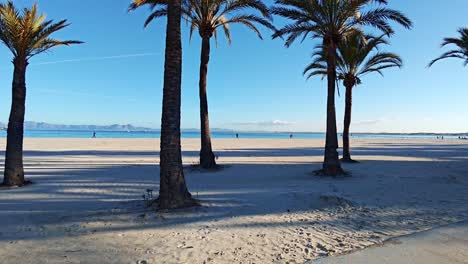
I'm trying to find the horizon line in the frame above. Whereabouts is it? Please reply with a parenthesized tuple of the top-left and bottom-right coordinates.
(1, 121, 467, 135)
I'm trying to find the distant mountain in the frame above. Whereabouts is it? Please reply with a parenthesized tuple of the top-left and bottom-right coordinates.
(21, 121, 157, 131)
(0, 122, 285, 133)
(1, 121, 466, 135)
(0, 122, 236, 133)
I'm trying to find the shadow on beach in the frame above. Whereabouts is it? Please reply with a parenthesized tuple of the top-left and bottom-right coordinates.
(0, 141, 467, 244)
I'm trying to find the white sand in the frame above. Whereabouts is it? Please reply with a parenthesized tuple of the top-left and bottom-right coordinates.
(0, 138, 467, 263)
(320, 219, 468, 264)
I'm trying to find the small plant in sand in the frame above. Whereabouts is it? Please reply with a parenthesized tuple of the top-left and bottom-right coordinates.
(142, 189, 154, 207)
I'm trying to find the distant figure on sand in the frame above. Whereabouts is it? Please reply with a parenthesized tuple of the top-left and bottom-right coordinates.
(289, 134, 293, 139)
(236, 133, 239, 139)
(92, 131, 96, 138)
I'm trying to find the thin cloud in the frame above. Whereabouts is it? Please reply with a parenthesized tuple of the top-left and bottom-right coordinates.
(353, 119, 384, 126)
(31, 52, 160, 66)
(230, 120, 295, 127)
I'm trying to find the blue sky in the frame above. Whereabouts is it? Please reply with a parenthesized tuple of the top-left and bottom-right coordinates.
(0, 0, 466, 133)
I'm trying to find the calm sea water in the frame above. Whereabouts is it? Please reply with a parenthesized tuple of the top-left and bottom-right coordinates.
(0, 130, 458, 139)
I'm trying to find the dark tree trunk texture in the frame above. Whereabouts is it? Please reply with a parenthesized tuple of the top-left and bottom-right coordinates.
(342, 77, 356, 163)
(3, 58, 28, 187)
(198, 36, 216, 169)
(158, 0, 196, 209)
(322, 41, 344, 176)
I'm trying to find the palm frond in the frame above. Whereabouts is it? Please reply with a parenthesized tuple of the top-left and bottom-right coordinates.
(304, 32, 402, 86)
(133, 0, 274, 45)
(144, 8, 168, 27)
(272, 0, 412, 48)
(429, 27, 468, 67)
(129, 0, 167, 12)
(0, 1, 82, 60)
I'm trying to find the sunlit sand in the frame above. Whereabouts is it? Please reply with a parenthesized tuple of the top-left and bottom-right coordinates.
(1, 138, 467, 263)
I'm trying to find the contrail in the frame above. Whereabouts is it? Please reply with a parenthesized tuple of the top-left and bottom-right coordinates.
(31, 52, 161, 66)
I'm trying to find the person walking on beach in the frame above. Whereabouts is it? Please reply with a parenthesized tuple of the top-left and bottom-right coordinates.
(289, 134, 293, 139)
(92, 131, 96, 138)
(236, 133, 239, 139)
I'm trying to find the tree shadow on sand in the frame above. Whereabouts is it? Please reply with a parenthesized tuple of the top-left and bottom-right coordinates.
(0, 141, 467, 243)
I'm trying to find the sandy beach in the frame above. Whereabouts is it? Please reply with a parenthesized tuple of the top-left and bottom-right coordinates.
(0, 138, 467, 263)
(321, 219, 468, 264)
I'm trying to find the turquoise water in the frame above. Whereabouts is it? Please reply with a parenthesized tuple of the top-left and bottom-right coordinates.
(0, 130, 459, 139)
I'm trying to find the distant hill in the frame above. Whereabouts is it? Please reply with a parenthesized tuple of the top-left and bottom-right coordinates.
(0, 122, 235, 133)
(0, 122, 465, 135)
(19, 121, 156, 132)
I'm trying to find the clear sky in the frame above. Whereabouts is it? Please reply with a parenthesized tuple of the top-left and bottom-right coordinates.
(0, 0, 466, 133)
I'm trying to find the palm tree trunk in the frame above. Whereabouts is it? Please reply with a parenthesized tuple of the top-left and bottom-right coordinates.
(342, 82, 354, 162)
(198, 36, 216, 169)
(158, 0, 196, 209)
(3, 58, 28, 187)
(322, 41, 344, 176)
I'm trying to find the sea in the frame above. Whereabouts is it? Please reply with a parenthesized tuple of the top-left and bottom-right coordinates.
(0, 130, 461, 139)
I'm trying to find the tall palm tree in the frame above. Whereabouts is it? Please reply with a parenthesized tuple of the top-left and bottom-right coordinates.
(0, 1, 82, 187)
(271, 0, 412, 175)
(130, 0, 197, 209)
(304, 33, 403, 162)
(187, 0, 274, 169)
(429, 28, 468, 67)
(132, 0, 274, 169)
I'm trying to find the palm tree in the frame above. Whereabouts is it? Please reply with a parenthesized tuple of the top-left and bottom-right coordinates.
(429, 28, 468, 67)
(304, 33, 403, 162)
(187, 0, 274, 169)
(130, 0, 197, 209)
(271, 0, 412, 176)
(0, 1, 82, 187)
(132, 0, 274, 169)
